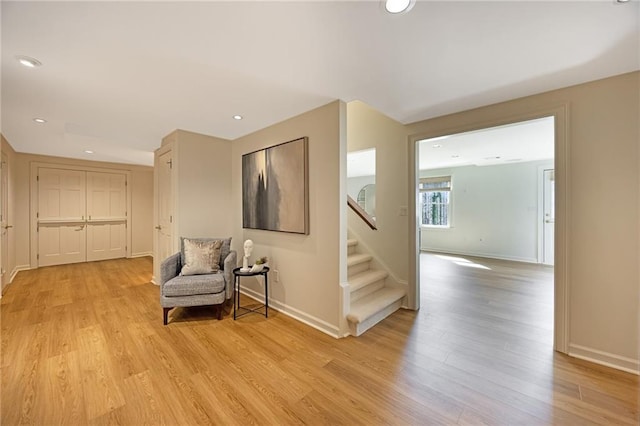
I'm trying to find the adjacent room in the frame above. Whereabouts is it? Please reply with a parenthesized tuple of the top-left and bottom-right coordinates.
(416, 117, 557, 380)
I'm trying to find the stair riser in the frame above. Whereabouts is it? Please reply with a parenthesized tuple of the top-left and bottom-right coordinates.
(351, 280, 385, 303)
(349, 299, 403, 337)
(347, 246, 356, 256)
(348, 261, 371, 277)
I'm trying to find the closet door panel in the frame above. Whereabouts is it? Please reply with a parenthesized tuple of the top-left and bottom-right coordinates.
(86, 223, 126, 262)
(87, 172, 127, 221)
(38, 224, 86, 266)
(38, 168, 86, 221)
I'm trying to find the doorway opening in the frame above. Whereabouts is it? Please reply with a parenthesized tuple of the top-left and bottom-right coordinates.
(416, 116, 556, 351)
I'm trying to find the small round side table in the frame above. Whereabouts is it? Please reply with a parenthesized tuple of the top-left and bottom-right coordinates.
(232, 266, 270, 320)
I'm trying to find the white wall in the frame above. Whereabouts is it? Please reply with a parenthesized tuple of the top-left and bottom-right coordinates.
(231, 101, 346, 337)
(420, 160, 553, 263)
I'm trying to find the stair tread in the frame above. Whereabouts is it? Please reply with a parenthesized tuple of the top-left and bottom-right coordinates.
(347, 253, 372, 267)
(348, 270, 388, 292)
(347, 287, 405, 324)
(347, 239, 358, 247)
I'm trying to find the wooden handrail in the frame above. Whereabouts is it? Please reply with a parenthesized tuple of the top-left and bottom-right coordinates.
(347, 196, 377, 230)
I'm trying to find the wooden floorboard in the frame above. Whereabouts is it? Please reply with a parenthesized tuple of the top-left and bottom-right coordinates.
(1, 254, 638, 425)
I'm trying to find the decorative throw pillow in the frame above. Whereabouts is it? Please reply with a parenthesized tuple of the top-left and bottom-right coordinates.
(180, 237, 231, 270)
(180, 238, 223, 276)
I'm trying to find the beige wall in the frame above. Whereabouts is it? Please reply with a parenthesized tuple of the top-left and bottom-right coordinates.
(2, 147, 154, 274)
(131, 169, 154, 257)
(408, 71, 639, 372)
(173, 130, 232, 241)
(346, 101, 410, 287)
(231, 101, 347, 336)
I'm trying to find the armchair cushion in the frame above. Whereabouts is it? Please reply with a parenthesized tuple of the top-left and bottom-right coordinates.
(180, 237, 232, 270)
(181, 238, 222, 276)
(163, 273, 226, 297)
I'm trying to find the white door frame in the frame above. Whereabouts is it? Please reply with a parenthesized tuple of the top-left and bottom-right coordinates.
(408, 104, 570, 354)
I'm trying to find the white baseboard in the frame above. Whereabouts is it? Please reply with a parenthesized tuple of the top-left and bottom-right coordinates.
(10, 265, 30, 282)
(569, 343, 639, 375)
(131, 252, 153, 259)
(421, 248, 539, 264)
(240, 287, 341, 339)
(1, 265, 31, 297)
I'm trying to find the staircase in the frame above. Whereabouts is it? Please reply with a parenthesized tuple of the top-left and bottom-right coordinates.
(346, 238, 406, 336)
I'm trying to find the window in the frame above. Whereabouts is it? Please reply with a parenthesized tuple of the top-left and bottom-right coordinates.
(420, 176, 451, 227)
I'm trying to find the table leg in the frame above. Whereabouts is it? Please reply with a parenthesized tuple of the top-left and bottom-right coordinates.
(234, 275, 238, 320)
(264, 272, 268, 318)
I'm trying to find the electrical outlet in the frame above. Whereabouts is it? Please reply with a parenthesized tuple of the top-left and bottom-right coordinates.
(273, 269, 279, 282)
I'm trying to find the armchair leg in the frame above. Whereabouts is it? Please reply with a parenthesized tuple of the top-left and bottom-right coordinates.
(163, 307, 172, 325)
(217, 304, 223, 320)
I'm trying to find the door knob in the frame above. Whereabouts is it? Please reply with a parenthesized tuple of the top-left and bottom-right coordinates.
(155, 225, 162, 230)
(4, 225, 12, 229)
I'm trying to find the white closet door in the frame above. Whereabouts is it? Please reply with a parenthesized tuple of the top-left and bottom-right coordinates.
(38, 224, 87, 266)
(86, 171, 127, 261)
(38, 168, 86, 221)
(37, 168, 87, 266)
(86, 223, 126, 261)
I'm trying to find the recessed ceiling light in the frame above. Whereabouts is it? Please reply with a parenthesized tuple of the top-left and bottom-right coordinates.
(432, 144, 442, 148)
(233, 115, 243, 120)
(451, 155, 460, 158)
(16, 55, 42, 68)
(384, 0, 415, 14)
(33, 118, 47, 123)
(615, 0, 630, 4)
(84, 150, 94, 154)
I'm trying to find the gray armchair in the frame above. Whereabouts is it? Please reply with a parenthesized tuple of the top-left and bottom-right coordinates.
(160, 237, 237, 325)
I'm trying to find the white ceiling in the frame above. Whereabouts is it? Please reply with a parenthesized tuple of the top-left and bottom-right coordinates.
(2, 1, 638, 166)
(418, 116, 555, 170)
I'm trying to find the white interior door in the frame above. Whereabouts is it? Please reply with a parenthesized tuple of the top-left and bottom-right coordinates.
(86, 172, 127, 261)
(1, 153, 9, 290)
(543, 169, 555, 265)
(157, 151, 173, 263)
(38, 168, 87, 266)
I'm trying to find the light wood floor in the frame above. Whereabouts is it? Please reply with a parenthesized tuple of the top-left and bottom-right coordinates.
(1, 255, 638, 425)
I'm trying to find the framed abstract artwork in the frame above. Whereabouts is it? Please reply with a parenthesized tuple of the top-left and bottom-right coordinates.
(242, 137, 309, 234)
